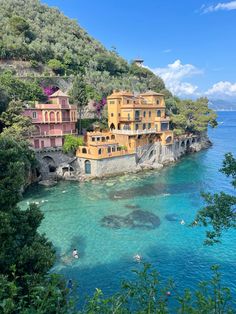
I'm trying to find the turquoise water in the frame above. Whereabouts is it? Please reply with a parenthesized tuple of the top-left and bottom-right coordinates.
(20, 112, 236, 303)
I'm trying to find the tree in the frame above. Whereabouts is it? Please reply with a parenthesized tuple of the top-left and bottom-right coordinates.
(193, 153, 236, 245)
(70, 75, 88, 134)
(48, 59, 65, 75)
(63, 134, 83, 153)
(169, 97, 217, 136)
(0, 134, 74, 313)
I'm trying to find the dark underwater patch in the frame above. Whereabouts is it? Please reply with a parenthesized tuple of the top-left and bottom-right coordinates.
(125, 204, 140, 209)
(101, 210, 161, 230)
(165, 213, 179, 222)
(109, 182, 199, 200)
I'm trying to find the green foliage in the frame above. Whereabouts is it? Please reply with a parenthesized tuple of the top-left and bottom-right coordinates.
(63, 134, 83, 153)
(70, 75, 88, 134)
(9, 15, 30, 35)
(0, 133, 73, 313)
(48, 59, 65, 75)
(193, 153, 236, 245)
(80, 263, 234, 313)
(96, 53, 129, 76)
(0, 0, 167, 96)
(168, 97, 217, 135)
(0, 72, 46, 104)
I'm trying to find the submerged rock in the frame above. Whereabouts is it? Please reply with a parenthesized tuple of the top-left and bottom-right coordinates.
(101, 210, 161, 230)
(128, 210, 161, 230)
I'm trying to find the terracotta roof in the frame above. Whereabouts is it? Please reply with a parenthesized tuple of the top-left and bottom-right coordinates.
(140, 91, 164, 96)
(49, 90, 69, 98)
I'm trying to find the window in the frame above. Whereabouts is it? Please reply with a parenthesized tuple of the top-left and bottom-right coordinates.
(156, 100, 160, 105)
(135, 124, 139, 130)
(108, 146, 111, 153)
(161, 123, 169, 131)
(111, 135, 115, 140)
(149, 111, 151, 118)
(110, 101, 115, 104)
(112, 146, 116, 152)
(118, 113, 121, 117)
(127, 100, 130, 104)
(143, 123, 146, 130)
(92, 137, 95, 142)
(32, 111, 37, 119)
(98, 148, 102, 155)
(143, 111, 146, 118)
(148, 123, 151, 129)
(157, 110, 161, 117)
(111, 113, 114, 117)
(128, 113, 130, 120)
(82, 148, 87, 154)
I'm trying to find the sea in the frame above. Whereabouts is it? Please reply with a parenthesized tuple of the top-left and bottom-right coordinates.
(20, 111, 236, 308)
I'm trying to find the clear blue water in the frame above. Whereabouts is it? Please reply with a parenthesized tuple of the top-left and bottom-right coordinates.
(20, 111, 236, 304)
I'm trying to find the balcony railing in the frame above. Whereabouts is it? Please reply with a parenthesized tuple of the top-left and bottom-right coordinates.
(112, 128, 157, 135)
(30, 130, 76, 137)
(119, 117, 142, 122)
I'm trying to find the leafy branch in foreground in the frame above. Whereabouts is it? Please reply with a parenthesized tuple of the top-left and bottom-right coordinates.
(79, 263, 234, 314)
(193, 153, 236, 245)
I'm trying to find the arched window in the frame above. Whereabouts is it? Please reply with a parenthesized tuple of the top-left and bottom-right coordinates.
(157, 110, 161, 117)
(143, 111, 146, 118)
(85, 160, 91, 174)
(166, 136, 172, 144)
(98, 148, 102, 155)
(82, 148, 87, 154)
(149, 111, 151, 118)
(156, 100, 160, 105)
(50, 111, 55, 122)
(45, 111, 48, 122)
(56, 111, 60, 122)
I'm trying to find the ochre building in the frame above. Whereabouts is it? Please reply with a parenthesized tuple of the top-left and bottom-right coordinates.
(76, 90, 173, 173)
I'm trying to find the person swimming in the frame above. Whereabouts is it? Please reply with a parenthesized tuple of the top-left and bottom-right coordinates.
(180, 219, 185, 225)
(72, 249, 79, 259)
(134, 254, 141, 262)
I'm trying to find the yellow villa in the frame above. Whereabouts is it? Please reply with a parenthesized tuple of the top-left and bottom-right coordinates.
(76, 90, 174, 174)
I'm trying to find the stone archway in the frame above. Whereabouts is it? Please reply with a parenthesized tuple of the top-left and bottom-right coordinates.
(110, 123, 115, 130)
(42, 156, 56, 173)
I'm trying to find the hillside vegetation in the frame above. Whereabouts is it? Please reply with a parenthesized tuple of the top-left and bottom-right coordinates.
(0, 0, 217, 135)
(0, 0, 167, 97)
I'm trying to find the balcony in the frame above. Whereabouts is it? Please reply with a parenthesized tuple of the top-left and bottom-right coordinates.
(119, 117, 142, 122)
(30, 130, 77, 137)
(112, 128, 157, 135)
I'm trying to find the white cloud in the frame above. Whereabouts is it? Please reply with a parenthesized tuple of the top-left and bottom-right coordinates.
(201, 1, 236, 13)
(162, 49, 172, 53)
(206, 81, 236, 98)
(148, 59, 202, 96)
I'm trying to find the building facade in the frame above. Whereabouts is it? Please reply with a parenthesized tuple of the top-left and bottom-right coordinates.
(76, 90, 174, 175)
(24, 90, 77, 149)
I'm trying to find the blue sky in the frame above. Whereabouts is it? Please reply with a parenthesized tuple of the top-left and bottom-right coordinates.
(43, 0, 236, 100)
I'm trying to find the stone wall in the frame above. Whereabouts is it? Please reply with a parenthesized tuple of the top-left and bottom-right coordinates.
(34, 134, 211, 181)
(77, 154, 137, 177)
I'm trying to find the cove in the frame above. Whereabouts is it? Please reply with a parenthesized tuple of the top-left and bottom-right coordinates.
(20, 112, 236, 304)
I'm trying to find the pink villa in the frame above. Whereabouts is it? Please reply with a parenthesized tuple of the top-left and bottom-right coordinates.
(24, 90, 77, 149)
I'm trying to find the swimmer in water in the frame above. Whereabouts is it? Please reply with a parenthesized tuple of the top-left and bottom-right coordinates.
(180, 219, 185, 225)
(134, 254, 141, 262)
(72, 249, 79, 259)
